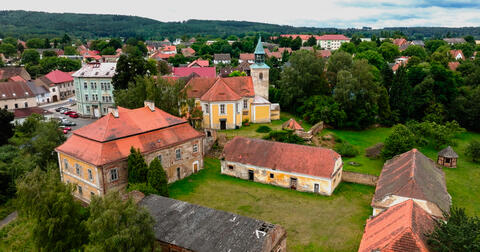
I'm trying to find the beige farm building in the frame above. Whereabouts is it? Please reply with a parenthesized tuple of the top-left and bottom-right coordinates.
(221, 137, 343, 196)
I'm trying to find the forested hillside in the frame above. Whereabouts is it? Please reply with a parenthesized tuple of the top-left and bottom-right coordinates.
(2, 10, 480, 40)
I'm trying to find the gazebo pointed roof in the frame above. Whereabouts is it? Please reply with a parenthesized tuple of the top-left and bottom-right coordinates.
(438, 146, 459, 158)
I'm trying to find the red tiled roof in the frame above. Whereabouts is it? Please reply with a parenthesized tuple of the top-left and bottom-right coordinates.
(185, 76, 255, 100)
(223, 137, 341, 178)
(393, 38, 408, 47)
(449, 50, 465, 60)
(162, 45, 177, 52)
(358, 199, 435, 252)
(317, 34, 350, 41)
(56, 106, 203, 166)
(45, 70, 73, 84)
(282, 118, 303, 131)
(200, 78, 242, 101)
(317, 50, 332, 58)
(448, 62, 460, 71)
(239, 53, 254, 61)
(172, 67, 216, 78)
(280, 34, 320, 41)
(0, 67, 31, 81)
(14, 107, 52, 118)
(373, 149, 451, 213)
(187, 59, 209, 68)
(181, 47, 196, 57)
(8, 75, 27, 82)
(278, 47, 292, 54)
(151, 52, 175, 60)
(0, 81, 35, 100)
(267, 51, 282, 59)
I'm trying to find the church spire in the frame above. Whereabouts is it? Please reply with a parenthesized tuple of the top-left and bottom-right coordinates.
(254, 37, 265, 64)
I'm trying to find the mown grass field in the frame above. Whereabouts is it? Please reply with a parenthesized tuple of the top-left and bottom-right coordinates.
(170, 158, 374, 252)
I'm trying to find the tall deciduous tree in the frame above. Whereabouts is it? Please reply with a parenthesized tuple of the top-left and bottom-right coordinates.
(21, 49, 40, 65)
(0, 108, 14, 146)
(85, 191, 155, 252)
(16, 168, 88, 251)
(378, 42, 400, 62)
(112, 54, 157, 90)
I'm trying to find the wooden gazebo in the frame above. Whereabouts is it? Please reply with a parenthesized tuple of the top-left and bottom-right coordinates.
(437, 146, 459, 168)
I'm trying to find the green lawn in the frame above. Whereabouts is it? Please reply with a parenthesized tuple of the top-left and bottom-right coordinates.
(222, 112, 312, 139)
(324, 128, 480, 216)
(169, 158, 374, 252)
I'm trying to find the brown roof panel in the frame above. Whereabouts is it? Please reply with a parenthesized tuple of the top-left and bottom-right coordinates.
(223, 137, 341, 178)
(373, 149, 451, 213)
(0, 81, 35, 100)
(359, 199, 435, 252)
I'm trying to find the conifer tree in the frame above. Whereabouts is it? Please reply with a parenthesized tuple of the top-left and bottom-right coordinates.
(148, 157, 169, 197)
(127, 147, 148, 183)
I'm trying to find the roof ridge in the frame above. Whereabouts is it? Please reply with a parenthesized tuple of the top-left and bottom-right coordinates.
(410, 149, 417, 179)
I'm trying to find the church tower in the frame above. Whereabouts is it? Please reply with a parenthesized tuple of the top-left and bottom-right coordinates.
(250, 37, 270, 100)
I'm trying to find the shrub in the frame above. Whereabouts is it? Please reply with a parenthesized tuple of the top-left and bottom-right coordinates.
(263, 130, 305, 144)
(382, 124, 416, 159)
(127, 183, 158, 196)
(334, 142, 359, 157)
(147, 158, 169, 197)
(256, 125, 272, 133)
(465, 140, 480, 163)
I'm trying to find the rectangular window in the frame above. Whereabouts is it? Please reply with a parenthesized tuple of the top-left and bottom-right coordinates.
(84, 82, 87, 89)
(157, 154, 162, 163)
(175, 149, 181, 160)
(85, 94, 89, 101)
(228, 165, 234, 170)
(63, 159, 69, 170)
(24, 102, 28, 108)
(193, 144, 198, 153)
(220, 104, 226, 115)
(75, 164, 81, 176)
(88, 169, 93, 181)
(270, 173, 274, 178)
(204, 104, 209, 114)
(110, 168, 118, 181)
(100, 83, 104, 90)
(243, 99, 248, 109)
(15, 104, 18, 109)
(78, 185, 83, 195)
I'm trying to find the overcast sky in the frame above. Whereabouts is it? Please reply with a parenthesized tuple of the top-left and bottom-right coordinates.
(2, 0, 480, 28)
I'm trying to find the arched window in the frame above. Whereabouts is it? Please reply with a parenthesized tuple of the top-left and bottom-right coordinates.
(259, 72, 263, 80)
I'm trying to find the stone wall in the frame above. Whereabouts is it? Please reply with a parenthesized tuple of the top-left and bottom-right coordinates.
(341, 171, 378, 186)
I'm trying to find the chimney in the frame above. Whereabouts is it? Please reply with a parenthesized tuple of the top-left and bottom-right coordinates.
(144, 100, 155, 111)
(107, 107, 119, 118)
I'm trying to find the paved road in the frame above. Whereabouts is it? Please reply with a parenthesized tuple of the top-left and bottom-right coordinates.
(45, 99, 97, 136)
(0, 211, 17, 229)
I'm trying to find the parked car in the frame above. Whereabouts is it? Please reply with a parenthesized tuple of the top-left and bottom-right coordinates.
(61, 109, 72, 114)
(61, 120, 76, 126)
(56, 107, 69, 112)
(63, 129, 69, 134)
(64, 111, 76, 115)
(68, 112, 79, 118)
(60, 126, 72, 131)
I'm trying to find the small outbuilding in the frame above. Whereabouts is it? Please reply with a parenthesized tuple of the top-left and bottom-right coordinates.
(437, 146, 459, 168)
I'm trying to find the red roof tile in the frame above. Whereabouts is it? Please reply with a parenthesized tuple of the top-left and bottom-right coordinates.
(449, 50, 465, 60)
(56, 106, 203, 166)
(317, 34, 350, 41)
(359, 200, 435, 252)
(187, 59, 209, 68)
(448, 62, 460, 71)
(223, 137, 341, 178)
(373, 149, 451, 213)
(8, 75, 27, 82)
(172, 67, 216, 78)
(317, 50, 332, 58)
(239, 53, 254, 61)
(45, 70, 73, 84)
(185, 76, 255, 100)
(278, 47, 292, 54)
(200, 78, 242, 101)
(393, 38, 408, 47)
(162, 45, 177, 52)
(181, 47, 196, 57)
(282, 118, 303, 131)
(280, 34, 320, 41)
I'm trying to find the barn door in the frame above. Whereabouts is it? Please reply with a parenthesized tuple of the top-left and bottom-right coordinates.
(290, 178, 297, 190)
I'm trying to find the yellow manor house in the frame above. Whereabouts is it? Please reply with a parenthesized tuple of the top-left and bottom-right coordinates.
(184, 38, 280, 130)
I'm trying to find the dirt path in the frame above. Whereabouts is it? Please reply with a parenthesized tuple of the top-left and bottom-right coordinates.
(0, 211, 17, 229)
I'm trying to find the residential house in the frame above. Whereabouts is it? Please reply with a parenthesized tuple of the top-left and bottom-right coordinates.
(317, 34, 350, 50)
(239, 53, 255, 64)
(140, 194, 287, 252)
(372, 149, 451, 218)
(161, 45, 177, 55)
(213, 53, 231, 64)
(264, 49, 282, 60)
(448, 61, 460, 71)
(0, 67, 31, 82)
(55, 102, 204, 203)
(317, 50, 332, 59)
(101, 54, 120, 63)
(171, 66, 216, 78)
(79, 50, 101, 62)
(0, 81, 37, 110)
(280, 34, 319, 45)
(187, 59, 209, 67)
(411, 40, 425, 47)
(450, 49, 465, 61)
(172, 38, 182, 45)
(181, 47, 196, 57)
(13, 107, 53, 124)
(278, 47, 292, 54)
(358, 199, 435, 252)
(26, 80, 50, 104)
(444, 38, 466, 45)
(44, 70, 75, 100)
(145, 40, 171, 49)
(222, 137, 343, 195)
(392, 56, 409, 73)
(393, 38, 409, 51)
(72, 62, 116, 117)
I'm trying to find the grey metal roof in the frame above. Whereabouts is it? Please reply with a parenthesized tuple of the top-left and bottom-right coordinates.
(438, 146, 459, 158)
(139, 195, 276, 252)
(26, 81, 49, 95)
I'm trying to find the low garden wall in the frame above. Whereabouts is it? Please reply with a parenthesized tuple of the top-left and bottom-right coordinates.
(342, 171, 378, 186)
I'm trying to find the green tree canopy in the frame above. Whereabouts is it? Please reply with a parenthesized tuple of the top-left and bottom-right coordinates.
(378, 42, 400, 62)
(127, 147, 148, 184)
(63, 45, 78, 55)
(112, 54, 158, 90)
(85, 191, 155, 252)
(148, 157, 169, 197)
(26, 38, 46, 49)
(0, 43, 17, 58)
(382, 124, 416, 159)
(465, 140, 480, 163)
(0, 108, 14, 146)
